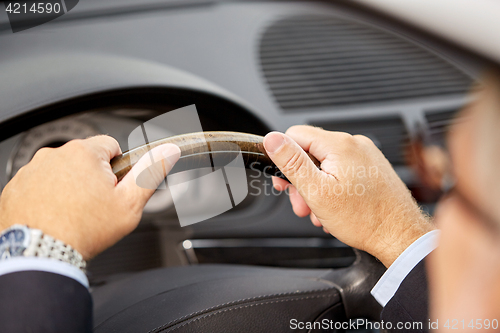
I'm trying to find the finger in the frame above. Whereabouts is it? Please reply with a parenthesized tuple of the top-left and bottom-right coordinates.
(310, 212, 322, 227)
(263, 131, 325, 202)
(288, 186, 311, 217)
(118, 143, 181, 208)
(273, 178, 311, 217)
(82, 135, 122, 161)
(272, 177, 290, 191)
(274, 180, 311, 217)
(323, 227, 330, 234)
(285, 125, 351, 162)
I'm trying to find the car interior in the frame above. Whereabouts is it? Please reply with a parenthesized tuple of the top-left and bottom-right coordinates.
(0, 0, 486, 332)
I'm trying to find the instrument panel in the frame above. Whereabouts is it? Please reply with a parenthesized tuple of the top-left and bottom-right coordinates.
(7, 118, 99, 178)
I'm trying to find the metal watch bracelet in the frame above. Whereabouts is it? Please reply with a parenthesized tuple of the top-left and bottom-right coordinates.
(24, 228, 87, 271)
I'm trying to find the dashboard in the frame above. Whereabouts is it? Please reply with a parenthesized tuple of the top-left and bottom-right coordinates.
(0, 0, 481, 282)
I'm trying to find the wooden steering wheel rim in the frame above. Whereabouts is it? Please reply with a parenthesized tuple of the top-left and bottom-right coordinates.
(110, 131, 320, 182)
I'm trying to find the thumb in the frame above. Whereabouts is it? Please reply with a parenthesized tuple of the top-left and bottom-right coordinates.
(118, 143, 181, 207)
(263, 132, 323, 200)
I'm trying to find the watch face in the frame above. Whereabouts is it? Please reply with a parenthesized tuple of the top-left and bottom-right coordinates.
(0, 227, 28, 259)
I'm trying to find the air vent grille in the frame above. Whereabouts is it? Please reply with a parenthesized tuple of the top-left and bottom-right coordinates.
(425, 109, 461, 145)
(313, 117, 408, 165)
(259, 15, 473, 112)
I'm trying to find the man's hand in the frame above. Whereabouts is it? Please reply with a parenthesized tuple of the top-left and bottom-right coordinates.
(0, 135, 180, 260)
(263, 125, 434, 267)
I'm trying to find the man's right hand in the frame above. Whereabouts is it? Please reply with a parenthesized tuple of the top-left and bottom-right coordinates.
(263, 125, 435, 267)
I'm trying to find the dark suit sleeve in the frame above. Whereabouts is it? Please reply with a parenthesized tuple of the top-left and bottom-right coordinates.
(381, 260, 429, 333)
(0, 271, 92, 333)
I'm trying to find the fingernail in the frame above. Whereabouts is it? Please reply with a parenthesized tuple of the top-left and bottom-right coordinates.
(264, 132, 285, 154)
(162, 144, 181, 166)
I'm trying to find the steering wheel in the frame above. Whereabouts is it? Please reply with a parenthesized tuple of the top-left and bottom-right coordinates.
(111, 131, 321, 183)
(96, 132, 385, 333)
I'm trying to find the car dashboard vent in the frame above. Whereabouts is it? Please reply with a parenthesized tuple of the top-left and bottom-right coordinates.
(312, 116, 409, 166)
(259, 15, 473, 112)
(425, 109, 461, 145)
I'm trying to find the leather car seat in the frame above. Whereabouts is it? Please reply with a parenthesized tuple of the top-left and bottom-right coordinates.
(92, 250, 384, 333)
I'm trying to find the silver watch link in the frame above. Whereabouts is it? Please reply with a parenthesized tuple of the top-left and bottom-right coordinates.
(0, 224, 86, 271)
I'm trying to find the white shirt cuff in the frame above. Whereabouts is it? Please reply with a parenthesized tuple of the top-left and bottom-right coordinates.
(0, 257, 89, 288)
(371, 230, 440, 307)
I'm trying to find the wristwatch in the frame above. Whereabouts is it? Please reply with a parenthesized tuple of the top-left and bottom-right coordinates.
(0, 224, 86, 271)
